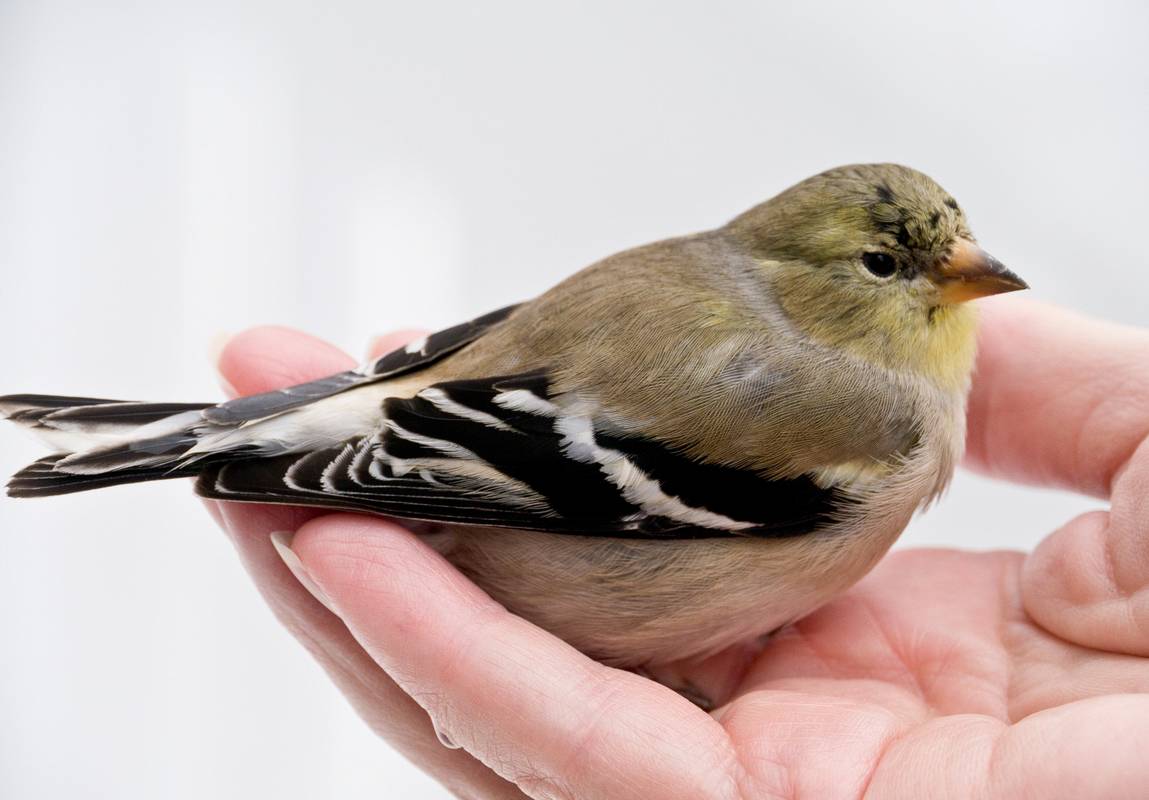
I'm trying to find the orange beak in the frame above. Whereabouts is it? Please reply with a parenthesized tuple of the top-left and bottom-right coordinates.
(933, 239, 1028, 304)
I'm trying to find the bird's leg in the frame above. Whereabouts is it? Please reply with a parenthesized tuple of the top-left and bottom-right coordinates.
(632, 625, 791, 712)
(633, 665, 716, 711)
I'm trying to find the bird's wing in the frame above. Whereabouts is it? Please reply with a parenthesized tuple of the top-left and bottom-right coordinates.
(199, 371, 855, 539)
(202, 304, 522, 425)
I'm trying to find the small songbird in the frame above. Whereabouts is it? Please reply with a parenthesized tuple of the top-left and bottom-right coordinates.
(1, 164, 1026, 693)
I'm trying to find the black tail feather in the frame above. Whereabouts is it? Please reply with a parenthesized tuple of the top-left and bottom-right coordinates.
(7, 455, 204, 498)
(45, 401, 211, 426)
(0, 394, 125, 424)
(3, 394, 222, 498)
(0, 393, 211, 431)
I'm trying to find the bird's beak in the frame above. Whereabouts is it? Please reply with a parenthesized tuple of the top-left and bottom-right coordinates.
(932, 239, 1028, 304)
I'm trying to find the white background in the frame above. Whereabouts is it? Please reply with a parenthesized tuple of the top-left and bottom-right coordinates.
(0, 1, 1146, 797)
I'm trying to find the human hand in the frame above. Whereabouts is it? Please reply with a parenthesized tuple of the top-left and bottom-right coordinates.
(207, 298, 1149, 799)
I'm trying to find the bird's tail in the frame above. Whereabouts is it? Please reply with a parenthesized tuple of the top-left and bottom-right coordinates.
(1, 394, 239, 497)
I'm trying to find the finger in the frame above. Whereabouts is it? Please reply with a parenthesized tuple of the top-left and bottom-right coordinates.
(868, 695, 1149, 798)
(985, 695, 1149, 797)
(966, 300, 1149, 653)
(211, 325, 524, 797)
(216, 503, 525, 799)
(217, 325, 357, 396)
(965, 297, 1149, 497)
(368, 329, 430, 360)
(288, 513, 739, 800)
(1021, 436, 1149, 655)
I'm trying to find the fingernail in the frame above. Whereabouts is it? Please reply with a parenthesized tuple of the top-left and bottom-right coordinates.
(207, 330, 239, 398)
(364, 336, 395, 366)
(365, 337, 384, 361)
(202, 499, 228, 532)
(207, 330, 232, 364)
(217, 374, 239, 399)
(432, 720, 461, 750)
(270, 530, 337, 614)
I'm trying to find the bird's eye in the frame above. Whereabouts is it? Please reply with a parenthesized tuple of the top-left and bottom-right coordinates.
(862, 252, 897, 278)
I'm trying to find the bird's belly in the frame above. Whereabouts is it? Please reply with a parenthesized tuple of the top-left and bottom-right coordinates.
(421, 516, 909, 667)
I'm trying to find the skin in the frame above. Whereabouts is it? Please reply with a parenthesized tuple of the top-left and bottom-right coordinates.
(205, 296, 1149, 799)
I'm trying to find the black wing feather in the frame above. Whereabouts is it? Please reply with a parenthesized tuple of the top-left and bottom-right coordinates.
(596, 433, 846, 536)
(202, 303, 521, 425)
(198, 370, 853, 540)
(366, 305, 523, 378)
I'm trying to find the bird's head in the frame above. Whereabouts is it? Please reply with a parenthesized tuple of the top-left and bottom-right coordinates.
(727, 163, 1027, 387)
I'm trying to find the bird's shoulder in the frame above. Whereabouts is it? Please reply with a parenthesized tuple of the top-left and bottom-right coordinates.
(204, 234, 958, 539)
(427, 231, 948, 481)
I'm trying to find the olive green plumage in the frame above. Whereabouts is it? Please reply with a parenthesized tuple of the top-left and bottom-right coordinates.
(2, 163, 1027, 691)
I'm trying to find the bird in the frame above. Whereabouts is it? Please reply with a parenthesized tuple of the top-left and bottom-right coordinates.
(1, 164, 1026, 703)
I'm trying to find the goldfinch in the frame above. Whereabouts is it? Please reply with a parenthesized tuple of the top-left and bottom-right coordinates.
(1, 164, 1026, 679)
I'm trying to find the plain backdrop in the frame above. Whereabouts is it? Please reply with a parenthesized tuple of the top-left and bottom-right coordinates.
(1, 1, 1146, 797)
